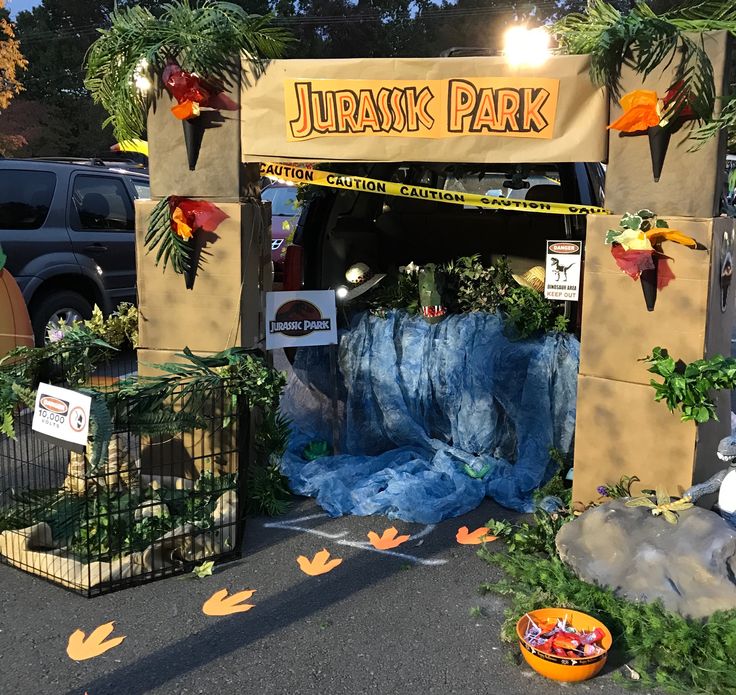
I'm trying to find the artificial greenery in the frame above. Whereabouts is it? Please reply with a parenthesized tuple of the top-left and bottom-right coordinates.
(625, 486, 694, 524)
(247, 410, 293, 516)
(0, 471, 238, 564)
(644, 346, 736, 423)
(0, 324, 114, 438)
(84, 0, 290, 142)
(84, 303, 139, 349)
(481, 548, 736, 695)
(363, 255, 568, 338)
(144, 197, 192, 275)
(445, 254, 514, 314)
(597, 474, 641, 499)
(552, 0, 736, 144)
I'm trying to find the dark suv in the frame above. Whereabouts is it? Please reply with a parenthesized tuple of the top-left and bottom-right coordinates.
(0, 159, 149, 344)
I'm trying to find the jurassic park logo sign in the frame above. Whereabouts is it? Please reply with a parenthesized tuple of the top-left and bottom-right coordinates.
(285, 77, 559, 141)
(265, 290, 338, 350)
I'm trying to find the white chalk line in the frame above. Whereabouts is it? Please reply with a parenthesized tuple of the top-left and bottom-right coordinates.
(264, 513, 448, 566)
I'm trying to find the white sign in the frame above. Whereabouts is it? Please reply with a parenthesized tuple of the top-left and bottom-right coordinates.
(32, 383, 91, 451)
(266, 290, 338, 350)
(545, 240, 582, 301)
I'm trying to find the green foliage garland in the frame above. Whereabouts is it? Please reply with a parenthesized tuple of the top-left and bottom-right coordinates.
(644, 346, 736, 423)
(84, 0, 290, 142)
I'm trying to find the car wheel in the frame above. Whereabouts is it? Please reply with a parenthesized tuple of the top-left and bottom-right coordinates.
(31, 291, 93, 346)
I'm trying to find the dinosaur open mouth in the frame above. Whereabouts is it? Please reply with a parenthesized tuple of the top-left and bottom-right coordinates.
(717, 451, 736, 462)
(421, 305, 446, 319)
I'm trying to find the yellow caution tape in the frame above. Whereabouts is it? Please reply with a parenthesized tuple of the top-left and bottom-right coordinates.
(261, 163, 610, 216)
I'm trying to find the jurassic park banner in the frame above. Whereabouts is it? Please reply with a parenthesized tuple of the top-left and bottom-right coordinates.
(241, 56, 608, 164)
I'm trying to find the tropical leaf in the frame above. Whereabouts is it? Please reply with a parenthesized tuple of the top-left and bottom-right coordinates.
(84, 1, 291, 141)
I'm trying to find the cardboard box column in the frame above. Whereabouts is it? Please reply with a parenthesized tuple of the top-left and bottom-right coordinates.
(136, 67, 269, 480)
(572, 30, 735, 506)
(138, 66, 271, 355)
(573, 214, 735, 505)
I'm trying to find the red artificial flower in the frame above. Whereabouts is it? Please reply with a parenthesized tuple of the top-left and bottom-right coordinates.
(169, 198, 229, 240)
(610, 244, 655, 279)
(663, 80, 697, 121)
(162, 62, 239, 120)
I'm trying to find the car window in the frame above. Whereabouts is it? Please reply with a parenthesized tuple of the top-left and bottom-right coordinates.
(262, 186, 300, 216)
(70, 175, 134, 231)
(0, 169, 57, 230)
(442, 166, 562, 204)
(132, 178, 151, 200)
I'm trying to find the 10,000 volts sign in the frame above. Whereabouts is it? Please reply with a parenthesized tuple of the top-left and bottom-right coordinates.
(266, 290, 338, 350)
(32, 383, 91, 452)
(545, 240, 582, 301)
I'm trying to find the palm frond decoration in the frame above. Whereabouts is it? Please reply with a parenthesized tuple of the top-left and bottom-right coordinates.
(84, 0, 291, 142)
(552, 0, 736, 140)
(144, 197, 192, 274)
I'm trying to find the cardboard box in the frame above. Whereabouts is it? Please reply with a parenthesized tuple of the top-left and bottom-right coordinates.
(572, 373, 730, 507)
(148, 71, 242, 200)
(605, 31, 732, 218)
(136, 348, 246, 480)
(135, 200, 270, 352)
(579, 215, 735, 385)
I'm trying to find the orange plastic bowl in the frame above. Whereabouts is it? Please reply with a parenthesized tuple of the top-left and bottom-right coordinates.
(516, 608, 612, 683)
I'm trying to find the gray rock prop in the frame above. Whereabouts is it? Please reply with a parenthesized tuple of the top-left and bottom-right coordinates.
(556, 499, 736, 619)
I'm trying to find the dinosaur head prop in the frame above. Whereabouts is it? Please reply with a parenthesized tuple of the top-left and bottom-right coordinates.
(717, 435, 736, 466)
(418, 263, 446, 324)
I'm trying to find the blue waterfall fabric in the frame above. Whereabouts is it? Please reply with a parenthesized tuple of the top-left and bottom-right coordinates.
(281, 311, 579, 523)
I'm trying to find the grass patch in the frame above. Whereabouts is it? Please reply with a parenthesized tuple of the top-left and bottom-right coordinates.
(480, 477, 736, 694)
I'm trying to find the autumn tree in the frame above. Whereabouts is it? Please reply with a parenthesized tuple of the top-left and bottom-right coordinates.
(0, 0, 28, 155)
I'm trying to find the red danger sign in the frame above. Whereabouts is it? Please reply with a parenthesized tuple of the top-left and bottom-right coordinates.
(548, 242, 580, 254)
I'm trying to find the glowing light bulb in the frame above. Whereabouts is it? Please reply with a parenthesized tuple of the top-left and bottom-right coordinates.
(335, 286, 349, 300)
(503, 26, 551, 68)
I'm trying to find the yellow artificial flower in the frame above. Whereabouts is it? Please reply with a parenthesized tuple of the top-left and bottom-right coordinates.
(172, 206, 193, 240)
(613, 227, 653, 251)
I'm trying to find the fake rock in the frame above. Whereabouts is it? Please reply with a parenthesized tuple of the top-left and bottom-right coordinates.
(556, 499, 736, 619)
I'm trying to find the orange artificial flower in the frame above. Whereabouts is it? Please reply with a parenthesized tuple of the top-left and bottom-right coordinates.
(645, 228, 698, 248)
(171, 99, 200, 120)
(172, 206, 193, 240)
(608, 90, 661, 133)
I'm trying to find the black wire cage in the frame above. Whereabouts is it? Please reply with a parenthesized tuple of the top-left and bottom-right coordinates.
(0, 351, 249, 596)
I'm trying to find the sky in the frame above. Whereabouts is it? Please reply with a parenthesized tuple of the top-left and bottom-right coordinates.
(6, 0, 39, 18)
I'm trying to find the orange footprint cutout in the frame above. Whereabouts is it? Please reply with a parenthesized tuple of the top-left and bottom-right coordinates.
(203, 588, 256, 616)
(297, 548, 343, 576)
(367, 527, 411, 550)
(456, 526, 498, 545)
(66, 622, 126, 661)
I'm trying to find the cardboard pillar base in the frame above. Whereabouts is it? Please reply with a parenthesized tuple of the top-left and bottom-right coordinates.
(572, 375, 730, 505)
(573, 214, 735, 506)
(135, 200, 270, 353)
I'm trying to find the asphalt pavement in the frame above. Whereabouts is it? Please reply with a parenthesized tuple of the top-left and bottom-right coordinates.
(0, 495, 657, 695)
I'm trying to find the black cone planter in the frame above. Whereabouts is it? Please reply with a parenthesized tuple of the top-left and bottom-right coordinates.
(640, 260, 658, 312)
(182, 116, 204, 171)
(648, 125, 671, 183)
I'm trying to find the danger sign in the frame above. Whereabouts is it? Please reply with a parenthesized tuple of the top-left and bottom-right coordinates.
(545, 240, 581, 301)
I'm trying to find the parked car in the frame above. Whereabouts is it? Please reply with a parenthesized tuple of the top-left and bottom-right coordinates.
(290, 161, 604, 331)
(0, 158, 149, 345)
(261, 180, 301, 282)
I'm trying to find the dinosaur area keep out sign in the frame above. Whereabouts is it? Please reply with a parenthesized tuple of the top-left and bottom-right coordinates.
(266, 290, 338, 350)
(545, 240, 581, 301)
(32, 383, 91, 452)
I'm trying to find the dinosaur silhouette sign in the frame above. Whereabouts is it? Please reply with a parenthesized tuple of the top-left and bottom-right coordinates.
(545, 240, 581, 301)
